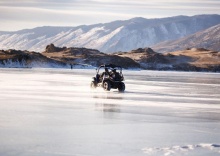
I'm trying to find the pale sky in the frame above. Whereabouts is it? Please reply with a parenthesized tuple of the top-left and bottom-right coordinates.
(0, 0, 220, 31)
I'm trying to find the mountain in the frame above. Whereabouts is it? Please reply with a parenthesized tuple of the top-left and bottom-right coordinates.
(152, 24, 220, 53)
(0, 14, 220, 53)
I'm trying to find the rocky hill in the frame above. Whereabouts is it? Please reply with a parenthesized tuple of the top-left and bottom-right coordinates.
(153, 24, 220, 53)
(0, 45, 219, 72)
(0, 14, 220, 53)
(0, 49, 67, 68)
(0, 44, 140, 69)
(42, 44, 140, 69)
(165, 48, 220, 71)
(114, 48, 220, 72)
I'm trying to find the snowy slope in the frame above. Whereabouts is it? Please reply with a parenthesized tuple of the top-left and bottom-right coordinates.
(152, 24, 220, 52)
(0, 14, 220, 53)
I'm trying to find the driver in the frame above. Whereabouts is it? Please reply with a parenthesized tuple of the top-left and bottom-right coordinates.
(100, 68, 110, 79)
(110, 69, 120, 80)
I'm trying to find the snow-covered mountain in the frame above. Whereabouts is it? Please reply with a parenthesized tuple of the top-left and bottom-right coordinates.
(152, 24, 220, 52)
(0, 14, 220, 53)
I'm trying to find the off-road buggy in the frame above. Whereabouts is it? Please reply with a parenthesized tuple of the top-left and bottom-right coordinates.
(90, 64, 125, 92)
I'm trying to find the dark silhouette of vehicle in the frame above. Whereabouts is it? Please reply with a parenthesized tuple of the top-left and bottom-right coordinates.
(90, 64, 125, 92)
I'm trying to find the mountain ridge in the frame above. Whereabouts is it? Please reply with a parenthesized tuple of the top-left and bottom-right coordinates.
(0, 14, 220, 53)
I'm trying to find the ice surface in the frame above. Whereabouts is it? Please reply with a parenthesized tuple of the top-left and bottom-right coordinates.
(0, 69, 220, 156)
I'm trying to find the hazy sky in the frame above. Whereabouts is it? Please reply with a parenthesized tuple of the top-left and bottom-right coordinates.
(0, 0, 220, 31)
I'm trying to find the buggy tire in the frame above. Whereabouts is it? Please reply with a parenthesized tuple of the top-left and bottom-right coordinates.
(103, 81, 111, 91)
(90, 81, 96, 89)
(118, 82, 125, 92)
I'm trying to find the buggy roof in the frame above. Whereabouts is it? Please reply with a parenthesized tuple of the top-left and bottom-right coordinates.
(99, 64, 122, 69)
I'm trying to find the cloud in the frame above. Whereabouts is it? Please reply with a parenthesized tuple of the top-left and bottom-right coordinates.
(0, 0, 219, 31)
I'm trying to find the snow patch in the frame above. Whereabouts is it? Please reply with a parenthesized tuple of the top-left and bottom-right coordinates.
(142, 143, 220, 155)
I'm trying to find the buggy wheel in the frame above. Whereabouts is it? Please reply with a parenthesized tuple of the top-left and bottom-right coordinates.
(103, 81, 111, 91)
(90, 81, 96, 89)
(118, 82, 125, 92)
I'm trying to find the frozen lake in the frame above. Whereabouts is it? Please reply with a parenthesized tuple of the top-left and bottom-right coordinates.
(0, 68, 220, 156)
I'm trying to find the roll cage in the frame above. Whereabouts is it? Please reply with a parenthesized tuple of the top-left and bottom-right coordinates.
(96, 64, 123, 75)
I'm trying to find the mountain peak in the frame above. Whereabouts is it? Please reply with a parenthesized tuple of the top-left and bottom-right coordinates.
(129, 17, 147, 22)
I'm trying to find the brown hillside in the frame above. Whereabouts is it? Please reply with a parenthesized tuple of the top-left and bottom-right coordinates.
(165, 48, 220, 68)
(115, 47, 220, 71)
(42, 44, 140, 69)
(0, 49, 67, 68)
(1, 45, 219, 72)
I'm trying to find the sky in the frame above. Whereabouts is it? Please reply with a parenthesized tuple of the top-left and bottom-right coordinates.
(0, 0, 220, 31)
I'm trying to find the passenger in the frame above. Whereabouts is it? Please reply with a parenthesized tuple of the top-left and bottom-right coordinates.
(110, 69, 120, 80)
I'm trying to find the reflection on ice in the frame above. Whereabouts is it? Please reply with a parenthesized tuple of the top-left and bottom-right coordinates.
(92, 91, 123, 113)
(95, 103, 121, 113)
(92, 91, 124, 100)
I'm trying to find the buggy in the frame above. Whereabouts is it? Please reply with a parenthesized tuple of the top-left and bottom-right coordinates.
(90, 64, 125, 92)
